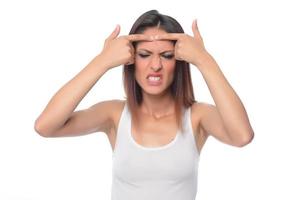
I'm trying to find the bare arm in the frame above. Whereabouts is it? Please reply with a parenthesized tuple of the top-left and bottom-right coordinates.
(34, 25, 152, 137)
(34, 55, 110, 137)
(156, 20, 254, 147)
(196, 56, 254, 147)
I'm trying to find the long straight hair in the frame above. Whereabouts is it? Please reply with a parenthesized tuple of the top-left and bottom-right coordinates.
(123, 10, 196, 131)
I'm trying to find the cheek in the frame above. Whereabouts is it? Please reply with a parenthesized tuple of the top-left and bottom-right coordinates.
(134, 56, 149, 70)
(163, 60, 176, 74)
(134, 61, 146, 82)
(134, 62, 146, 79)
(135, 59, 146, 68)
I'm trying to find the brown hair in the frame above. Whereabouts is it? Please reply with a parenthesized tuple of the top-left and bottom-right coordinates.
(123, 10, 196, 131)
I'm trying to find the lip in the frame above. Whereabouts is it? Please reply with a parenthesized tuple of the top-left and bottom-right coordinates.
(146, 73, 163, 86)
(147, 73, 162, 78)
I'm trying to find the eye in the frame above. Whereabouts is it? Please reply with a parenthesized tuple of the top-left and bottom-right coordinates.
(162, 53, 174, 59)
(138, 53, 150, 58)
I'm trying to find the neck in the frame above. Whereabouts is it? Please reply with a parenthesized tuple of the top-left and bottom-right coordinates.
(139, 90, 175, 119)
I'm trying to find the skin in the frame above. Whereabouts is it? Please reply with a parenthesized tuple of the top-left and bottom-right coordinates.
(131, 21, 255, 148)
(34, 20, 254, 154)
(134, 28, 177, 117)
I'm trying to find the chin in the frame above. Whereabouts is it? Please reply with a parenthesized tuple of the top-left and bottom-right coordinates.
(137, 78, 173, 97)
(142, 86, 171, 96)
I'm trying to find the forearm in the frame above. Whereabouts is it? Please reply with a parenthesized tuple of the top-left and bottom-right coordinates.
(35, 54, 109, 134)
(197, 55, 254, 140)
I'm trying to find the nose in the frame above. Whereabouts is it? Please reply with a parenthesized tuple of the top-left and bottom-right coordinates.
(150, 55, 162, 72)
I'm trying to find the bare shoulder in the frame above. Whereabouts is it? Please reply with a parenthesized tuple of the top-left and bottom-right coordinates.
(191, 101, 216, 111)
(92, 99, 125, 124)
(190, 101, 216, 136)
(99, 99, 126, 133)
(190, 101, 214, 122)
(106, 99, 126, 123)
(39, 99, 126, 138)
(191, 101, 236, 147)
(93, 99, 125, 114)
(101, 100, 126, 149)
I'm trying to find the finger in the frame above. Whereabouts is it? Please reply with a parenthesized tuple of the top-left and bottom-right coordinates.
(175, 53, 183, 61)
(128, 44, 135, 57)
(126, 58, 135, 65)
(126, 44, 135, 65)
(174, 49, 182, 61)
(106, 24, 121, 41)
(126, 34, 153, 42)
(192, 19, 202, 39)
(154, 33, 183, 41)
(126, 55, 135, 65)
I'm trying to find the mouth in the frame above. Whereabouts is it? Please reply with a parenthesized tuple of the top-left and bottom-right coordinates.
(146, 74, 163, 86)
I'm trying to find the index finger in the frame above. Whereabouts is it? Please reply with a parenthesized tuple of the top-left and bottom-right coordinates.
(154, 33, 183, 41)
(126, 34, 153, 42)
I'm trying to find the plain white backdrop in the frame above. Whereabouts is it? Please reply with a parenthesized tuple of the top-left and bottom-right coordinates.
(1, 0, 299, 199)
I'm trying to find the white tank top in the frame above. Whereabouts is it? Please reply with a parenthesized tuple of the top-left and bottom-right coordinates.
(111, 102, 200, 200)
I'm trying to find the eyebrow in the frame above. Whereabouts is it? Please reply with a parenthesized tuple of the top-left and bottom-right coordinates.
(137, 49, 174, 54)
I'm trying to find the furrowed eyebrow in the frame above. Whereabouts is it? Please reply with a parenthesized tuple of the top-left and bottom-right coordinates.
(138, 49, 174, 54)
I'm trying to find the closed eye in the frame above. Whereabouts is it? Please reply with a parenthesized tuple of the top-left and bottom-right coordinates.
(137, 52, 174, 59)
(162, 54, 174, 59)
(138, 53, 150, 58)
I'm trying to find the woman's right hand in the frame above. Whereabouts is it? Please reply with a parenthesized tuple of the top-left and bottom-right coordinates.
(98, 25, 153, 70)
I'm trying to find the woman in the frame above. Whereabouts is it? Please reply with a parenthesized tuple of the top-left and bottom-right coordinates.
(34, 10, 254, 200)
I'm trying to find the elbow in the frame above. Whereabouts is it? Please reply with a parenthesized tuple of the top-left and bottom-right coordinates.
(34, 120, 52, 138)
(233, 130, 255, 148)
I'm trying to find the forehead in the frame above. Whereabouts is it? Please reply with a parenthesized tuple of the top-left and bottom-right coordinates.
(136, 27, 174, 51)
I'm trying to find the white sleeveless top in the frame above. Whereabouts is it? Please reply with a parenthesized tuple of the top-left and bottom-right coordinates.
(111, 102, 200, 200)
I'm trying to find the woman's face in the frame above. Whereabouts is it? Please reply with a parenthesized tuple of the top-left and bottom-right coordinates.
(134, 27, 176, 96)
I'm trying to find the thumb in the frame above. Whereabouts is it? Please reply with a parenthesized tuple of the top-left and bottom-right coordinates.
(192, 19, 201, 39)
(106, 24, 120, 41)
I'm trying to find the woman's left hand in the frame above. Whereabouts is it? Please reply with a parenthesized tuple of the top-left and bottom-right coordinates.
(154, 19, 213, 67)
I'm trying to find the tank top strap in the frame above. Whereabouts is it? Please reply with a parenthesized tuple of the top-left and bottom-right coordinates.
(112, 102, 130, 157)
(181, 106, 200, 156)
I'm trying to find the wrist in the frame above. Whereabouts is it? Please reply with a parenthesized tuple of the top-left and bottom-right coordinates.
(94, 53, 112, 71)
(195, 52, 215, 69)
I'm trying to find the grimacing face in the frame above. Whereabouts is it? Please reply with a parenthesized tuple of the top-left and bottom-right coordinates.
(134, 27, 176, 96)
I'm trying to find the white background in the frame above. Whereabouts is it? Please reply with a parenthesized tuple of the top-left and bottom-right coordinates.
(1, 0, 299, 199)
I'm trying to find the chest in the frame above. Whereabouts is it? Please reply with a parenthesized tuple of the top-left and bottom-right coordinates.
(112, 113, 199, 184)
(107, 105, 205, 154)
(131, 114, 178, 148)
